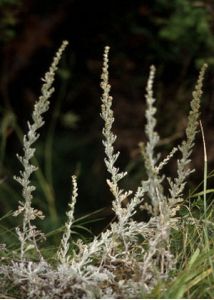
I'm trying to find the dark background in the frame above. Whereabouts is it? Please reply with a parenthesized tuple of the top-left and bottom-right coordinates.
(0, 0, 214, 233)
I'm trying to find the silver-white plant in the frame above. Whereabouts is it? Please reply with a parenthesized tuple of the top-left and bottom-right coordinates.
(100, 46, 143, 238)
(168, 63, 208, 213)
(100, 46, 131, 206)
(13, 40, 68, 260)
(0, 44, 207, 299)
(100, 46, 207, 291)
(140, 65, 177, 216)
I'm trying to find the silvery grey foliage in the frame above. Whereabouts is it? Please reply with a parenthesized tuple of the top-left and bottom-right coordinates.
(167, 64, 207, 213)
(0, 44, 207, 298)
(13, 40, 68, 260)
(100, 46, 143, 237)
(140, 66, 177, 216)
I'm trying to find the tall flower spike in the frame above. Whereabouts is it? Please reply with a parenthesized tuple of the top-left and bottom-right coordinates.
(14, 41, 68, 260)
(141, 65, 165, 215)
(100, 46, 127, 185)
(100, 47, 127, 194)
(168, 63, 208, 210)
(101, 46, 126, 184)
(145, 65, 160, 161)
(100, 46, 135, 230)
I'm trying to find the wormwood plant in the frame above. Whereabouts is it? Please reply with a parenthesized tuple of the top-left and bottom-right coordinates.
(0, 42, 208, 298)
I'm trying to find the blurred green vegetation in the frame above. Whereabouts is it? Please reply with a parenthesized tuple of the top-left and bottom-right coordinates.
(0, 0, 22, 42)
(157, 0, 214, 67)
